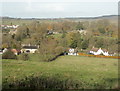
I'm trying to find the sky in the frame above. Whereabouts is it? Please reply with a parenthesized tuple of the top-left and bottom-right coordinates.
(0, 0, 119, 18)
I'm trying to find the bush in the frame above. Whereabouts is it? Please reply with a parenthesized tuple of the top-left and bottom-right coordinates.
(2, 49, 17, 59)
(18, 53, 29, 61)
(54, 46, 64, 55)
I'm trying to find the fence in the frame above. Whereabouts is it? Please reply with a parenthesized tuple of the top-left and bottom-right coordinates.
(78, 53, 120, 59)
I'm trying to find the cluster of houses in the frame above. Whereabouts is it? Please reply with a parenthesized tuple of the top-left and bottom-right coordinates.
(0, 44, 116, 57)
(0, 44, 39, 55)
(1, 25, 19, 29)
(67, 47, 116, 56)
(89, 47, 116, 56)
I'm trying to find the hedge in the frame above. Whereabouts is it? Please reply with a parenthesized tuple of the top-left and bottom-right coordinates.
(78, 53, 120, 59)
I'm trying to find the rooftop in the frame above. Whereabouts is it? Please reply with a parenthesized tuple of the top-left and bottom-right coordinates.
(22, 46, 38, 49)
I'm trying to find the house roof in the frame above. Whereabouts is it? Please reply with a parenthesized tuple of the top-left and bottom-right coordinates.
(11, 49, 21, 53)
(90, 48, 99, 52)
(102, 49, 108, 52)
(22, 46, 38, 49)
(90, 47, 108, 52)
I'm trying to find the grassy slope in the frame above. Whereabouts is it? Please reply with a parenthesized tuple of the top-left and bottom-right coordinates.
(2, 55, 118, 89)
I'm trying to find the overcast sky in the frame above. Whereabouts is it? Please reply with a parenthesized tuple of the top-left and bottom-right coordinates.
(1, 0, 119, 18)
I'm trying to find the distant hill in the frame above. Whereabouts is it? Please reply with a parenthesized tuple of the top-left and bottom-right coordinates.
(1, 15, 118, 20)
(65, 15, 118, 23)
(1, 15, 118, 25)
(66, 15, 117, 19)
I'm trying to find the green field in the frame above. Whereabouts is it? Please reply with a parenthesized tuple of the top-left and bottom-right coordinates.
(2, 55, 118, 89)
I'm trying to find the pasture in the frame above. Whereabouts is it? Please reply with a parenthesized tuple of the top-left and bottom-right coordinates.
(2, 55, 118, 89)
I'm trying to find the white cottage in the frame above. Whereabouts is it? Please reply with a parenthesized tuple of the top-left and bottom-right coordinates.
(68, 48, 78, 56)
(89, 47, 109, 56)
(3, 48, 8, 53)
(21, 45, 38, 53)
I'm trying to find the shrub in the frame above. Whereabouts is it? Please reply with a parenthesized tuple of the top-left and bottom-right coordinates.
(19, 53, 29, 61)
(2, 49, 17, 59)
(54, 46, 64, 55)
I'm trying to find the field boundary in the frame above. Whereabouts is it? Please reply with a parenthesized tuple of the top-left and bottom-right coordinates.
(78, 53, 120, 59)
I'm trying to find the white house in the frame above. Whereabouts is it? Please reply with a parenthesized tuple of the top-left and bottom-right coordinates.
(21, 45, 38, 53)
(0, 48, 8, 54)
(76, 29, 87, 35)
(68, 48, 78, 56)
(89, 47, 109, 56)
(3, 48, 8, 53)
